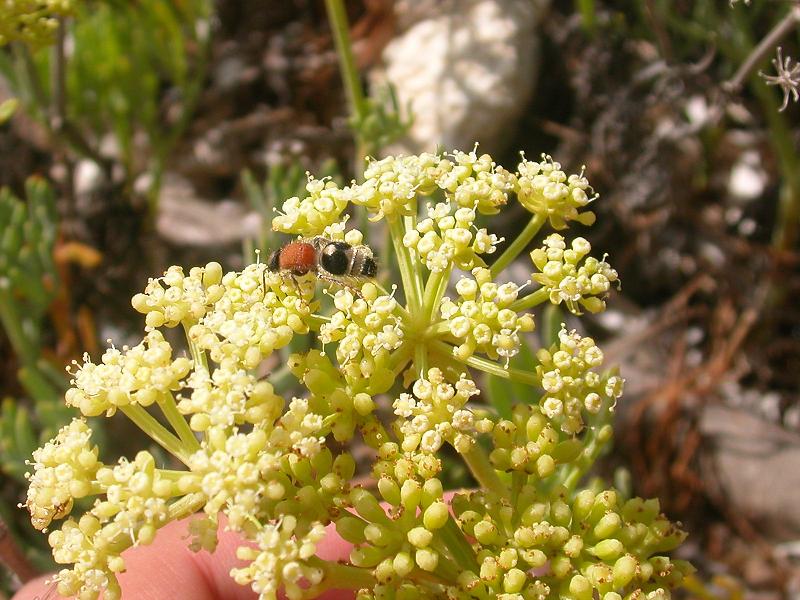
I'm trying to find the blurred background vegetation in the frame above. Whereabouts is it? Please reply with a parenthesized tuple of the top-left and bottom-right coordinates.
(0, 0, 798, 598)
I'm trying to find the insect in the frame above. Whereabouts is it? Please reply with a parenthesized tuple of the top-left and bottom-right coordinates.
(267, 236, 377, 292)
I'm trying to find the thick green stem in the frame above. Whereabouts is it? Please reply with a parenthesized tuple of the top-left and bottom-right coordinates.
(159, 392, 200, 452)
(429, 547, 464, 584)
(508, 287, 550, 313)
(404, 214, 425, 296)
(104, 492, 206, 556)
(464, 354, 539, 387)
(426, 321, 454, 338)
(560, 426, 610, 493)
(302, 556, 376, 598)
(430, 341, 539, 387)
(389, 342, 413, 377)
(422, 267, 451, 324)
(558, 402, 614, 493)
(120, 404, 191, 466)
(324, 0, 368, 172)
(388, 217, 423, 314)
(182, 321, 208, 374)
(439, 516, 479, 572)
(511, 471, 526, 504)
(307, 313, 332, 330)
(414, 343, 429, 379)
(490, 213, 547, 278)
(155, 469, 202, 482)
(461, 444, 509, 500)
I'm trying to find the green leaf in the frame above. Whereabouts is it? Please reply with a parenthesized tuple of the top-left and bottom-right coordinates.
(18, 366, 61, 405)
(13, 400, 37, 458)
(0, 398, 34, 480)
(36, 358, 69, 392)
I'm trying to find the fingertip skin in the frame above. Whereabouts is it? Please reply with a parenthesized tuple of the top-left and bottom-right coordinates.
(10, 517, 356, 600)
(12, 574, 56, 600)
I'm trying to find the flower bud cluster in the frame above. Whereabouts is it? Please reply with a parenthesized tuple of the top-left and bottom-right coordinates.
(272, 175, 350, 236)
(0, 0, 74, 47)
(371, 439, 442, 483)
(275, 150, 518, 236)
(178, 370, 283, 431)
(91, 451, 173, 543)
(516, 154, 596, 230)
(239, 447, 356, 598)
(393, 368, 480, 455)
(319, 284, 403, 385)
(442, 149, 516, 215)
(449, 486, 692, 600)
(402, 202, 502, 273)
(188, 264, 312, 369)
(65, 330, 192, 417)
(440, 268, 534, 364)
(531, 234, 619, 314)
(536, 326, 624, 435)
(289, 349, 387, 443)
(185, 414, 358, 598)
(47, 450, 178, 600)
(355, 154, 437, 221)
(25, 418, 99, 531)
(188, 427, 284, 522)
(487, 404, 580, 476)
(132, 262, 224, 328)
(337, 477, 451, 594)
(232, 516, 326, 599)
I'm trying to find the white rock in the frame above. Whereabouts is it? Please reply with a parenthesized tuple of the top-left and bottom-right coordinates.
(371, 0, 545, 155)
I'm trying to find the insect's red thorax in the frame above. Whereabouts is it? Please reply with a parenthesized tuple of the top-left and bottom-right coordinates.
(279, 242, 317, 274)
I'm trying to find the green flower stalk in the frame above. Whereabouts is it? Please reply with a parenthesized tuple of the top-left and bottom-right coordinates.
(23, 149, 692, 600)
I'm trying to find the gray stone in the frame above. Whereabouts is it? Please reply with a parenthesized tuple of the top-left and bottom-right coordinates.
(700, 404, 800, 541)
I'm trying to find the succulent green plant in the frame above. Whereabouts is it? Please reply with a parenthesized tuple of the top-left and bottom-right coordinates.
(0, 179, 73, 481)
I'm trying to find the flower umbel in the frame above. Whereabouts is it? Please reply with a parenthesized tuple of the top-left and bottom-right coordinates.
(24, 150, 690, 600)
(530, 234, 619, 315)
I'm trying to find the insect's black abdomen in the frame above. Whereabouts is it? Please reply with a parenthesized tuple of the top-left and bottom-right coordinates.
(361, 256, 378, 278)
(320, 244, 350, 275)
(267, 250, 280, 272)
